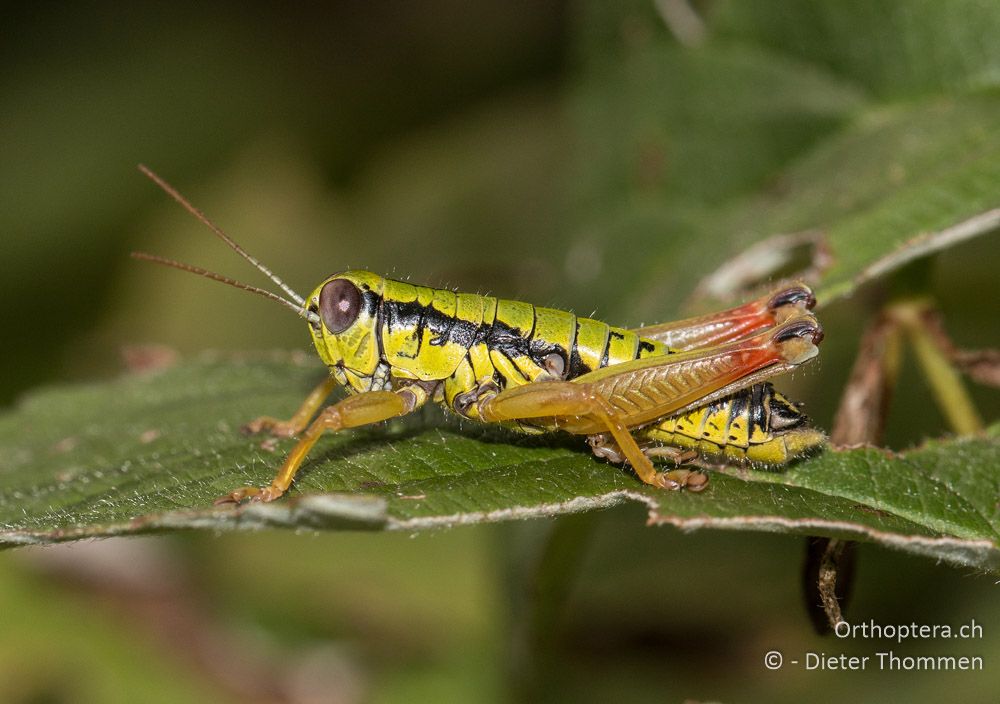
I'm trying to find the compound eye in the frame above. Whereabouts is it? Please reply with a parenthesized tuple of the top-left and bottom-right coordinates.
(319, 279, 361, 334)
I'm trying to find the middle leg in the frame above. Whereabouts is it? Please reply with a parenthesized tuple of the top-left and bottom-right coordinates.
(587, 434, 706, 490)
(243, 375, 340, 437)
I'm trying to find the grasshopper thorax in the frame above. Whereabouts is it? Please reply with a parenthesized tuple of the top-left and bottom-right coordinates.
(306, 271, 385, 379)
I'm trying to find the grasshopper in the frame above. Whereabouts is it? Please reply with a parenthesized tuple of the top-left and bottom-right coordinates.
(133, 166, 825, 504)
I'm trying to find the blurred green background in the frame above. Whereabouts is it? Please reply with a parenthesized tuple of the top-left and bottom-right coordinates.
(1, 1, 998, 702)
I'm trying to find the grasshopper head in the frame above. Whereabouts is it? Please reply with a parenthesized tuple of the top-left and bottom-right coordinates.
(306, 270, 385, 377)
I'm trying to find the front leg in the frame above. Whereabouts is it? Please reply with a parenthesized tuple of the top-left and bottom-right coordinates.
(217, 388, 422, 504)
(243, 375, 339, 437)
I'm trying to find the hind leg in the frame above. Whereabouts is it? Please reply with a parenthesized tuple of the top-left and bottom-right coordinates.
(632, 284, 815, 350)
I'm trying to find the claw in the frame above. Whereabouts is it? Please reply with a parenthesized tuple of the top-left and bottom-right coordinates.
(241, 417, 298, 438)
(683, 471, 709, 492)
(588, 434, 626, 463)
(643, 446, 698, 465)
(654, 468, 709, 492)
(213, 485, 284, 505)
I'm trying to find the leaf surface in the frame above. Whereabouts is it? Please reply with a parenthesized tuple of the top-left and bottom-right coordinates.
(1, 355, 996, 572)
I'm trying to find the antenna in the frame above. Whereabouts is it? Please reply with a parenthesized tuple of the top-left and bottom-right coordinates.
(137, 164, 306, 306)
(131, 252, 316, 321)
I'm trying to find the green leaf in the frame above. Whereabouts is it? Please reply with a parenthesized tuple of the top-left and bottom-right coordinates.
(570, 42, 865, 208)
(700, 93, 1000, 308)
(563, 4, 1000, 322)
(712, 0, 1000, 98)
(1, 355, 997, 572)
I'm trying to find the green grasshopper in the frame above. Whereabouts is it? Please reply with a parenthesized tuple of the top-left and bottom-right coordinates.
(134, 166, 825, 504)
